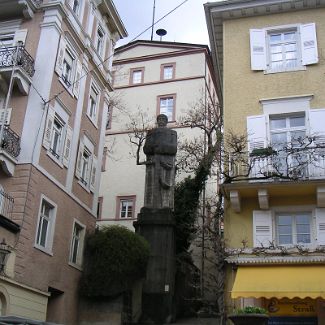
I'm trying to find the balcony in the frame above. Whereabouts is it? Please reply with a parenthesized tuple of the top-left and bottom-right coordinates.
(0, 46, 35, 95)
(0, 126, 21, 176)
(0, 0, 42, 20)
(0, 189, 19, 233)
(223, 145, 325, 212)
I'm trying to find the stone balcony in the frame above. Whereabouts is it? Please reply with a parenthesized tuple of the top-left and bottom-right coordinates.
(0, 0, 42, 20)
(223, 146, 325, 212)
(0, 46, 35, 95)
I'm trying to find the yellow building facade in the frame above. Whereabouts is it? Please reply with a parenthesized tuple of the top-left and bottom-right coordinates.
(206, 1, 325, 324)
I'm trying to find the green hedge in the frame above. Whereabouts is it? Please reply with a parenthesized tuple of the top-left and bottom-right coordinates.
(80, 225, 150, 298)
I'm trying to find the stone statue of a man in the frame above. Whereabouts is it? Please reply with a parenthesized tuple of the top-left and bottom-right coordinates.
(143, 114, 177, 209)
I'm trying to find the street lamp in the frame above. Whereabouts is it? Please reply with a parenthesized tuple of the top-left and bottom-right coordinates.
(0, 239, 10, 274)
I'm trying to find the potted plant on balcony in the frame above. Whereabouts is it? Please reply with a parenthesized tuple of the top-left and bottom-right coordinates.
(250, 147, 276, 157)
(228, 306, 269, 325)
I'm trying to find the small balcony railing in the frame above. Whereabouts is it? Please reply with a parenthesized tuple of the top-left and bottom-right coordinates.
(0, 189, 14, 221)
(0, 46, 35, 78)
(227, 146, 325, 182)
(0, 126, 21, 159)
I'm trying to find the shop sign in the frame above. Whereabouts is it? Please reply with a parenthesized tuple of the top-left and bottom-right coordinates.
(266, 298, 316, 317)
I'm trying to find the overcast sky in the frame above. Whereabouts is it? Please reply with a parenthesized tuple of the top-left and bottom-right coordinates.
(113, 0, 214, 47)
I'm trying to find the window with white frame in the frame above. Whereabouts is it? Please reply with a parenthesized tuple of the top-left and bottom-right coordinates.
(270, 114, 307, 176)
(87, 84, 99, 122)
(117, 197, 135, 219)
(250, 23, 318, 73)
(75, 136, 98, 192)
(70, 221, 85, 266)
(72, 0, 81, 15)
(158, 95, 175, 121)
(80, 147, 91, 186)
(43, 105, 72, 167)
(62, 49, 74, 87)
(96, 26, 105, 56)
(55, 37, 82, 98)
(0, 34, 14, 47)
(268, 29, 299, 71)
(50, 117, 64, 159)
(35, 198, 56, 252)
(277, 212, 311, 245)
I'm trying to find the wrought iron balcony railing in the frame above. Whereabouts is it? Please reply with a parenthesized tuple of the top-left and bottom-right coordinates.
(227, 146, 325, 182)
(0, 46, 35, 78)
(0, 189, 14, 221)
(0, 126, 21, 159)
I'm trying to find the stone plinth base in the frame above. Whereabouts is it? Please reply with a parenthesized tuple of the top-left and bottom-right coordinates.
(134, 207, 176, 324)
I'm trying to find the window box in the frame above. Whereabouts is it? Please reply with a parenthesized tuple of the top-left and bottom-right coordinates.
(250, 147, 276, 157)
(228, 314, 269, 325)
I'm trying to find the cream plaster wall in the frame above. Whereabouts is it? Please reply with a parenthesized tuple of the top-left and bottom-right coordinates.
(223, 8, 325, 136)
(0, 279, 48, 320)
(114, 52, 207, 89)
(100, 46, 219, 230)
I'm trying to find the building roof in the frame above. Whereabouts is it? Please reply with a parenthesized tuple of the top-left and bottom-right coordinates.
(115, 39, 210, 55)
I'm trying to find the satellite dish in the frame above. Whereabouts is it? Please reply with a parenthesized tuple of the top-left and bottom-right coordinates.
(156, 29, 167, 41)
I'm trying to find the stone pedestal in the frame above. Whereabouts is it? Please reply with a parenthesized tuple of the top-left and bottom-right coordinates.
(134, 207, 176, 324)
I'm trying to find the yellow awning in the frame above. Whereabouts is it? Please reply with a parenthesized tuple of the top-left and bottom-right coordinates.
(231, 265, 325, 299)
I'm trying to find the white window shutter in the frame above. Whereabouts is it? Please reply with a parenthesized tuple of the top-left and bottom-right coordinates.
(250, 29, 267, 71)
(75, 140, 84, 179)
(0, 108, 12, 125)
(316, 208, 325, 245)
(301, 23, 319, 65)
(90, 155, 97, 192)
(309, 109, 325, 138)
(43, 106, 55, 150)
(73, 60, 82, 98)
(63, 126, 73, 167)
(13, 29, 27, 45)
(247, 115, 267, 152)
(253, 210, 273, 247)
(55, 36, 67, 76)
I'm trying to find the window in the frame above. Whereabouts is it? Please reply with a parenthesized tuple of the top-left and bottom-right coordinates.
(35, 198, 56, 253)
(270, 114, 307, 176)
(130, 68, 144, 85)
(75, 135, 98, 192)
(50, 117, 64, 159)
(250, 23, 318, 72)
(72, 0, 81, 15)
(277, 213, 311, 245)
(106, 104, 112, 130)
(101, 146, 107, 172)
(43, 105, 72, 167)
(158, 95, 176, 121)
(0, 34, 14, 47)
(117, 196, 136, 219)
(70, 221, 85, 266)
(55, 37, 82, 97)
(80, 147, 91, 186)
(268, 30, 299, 71)
(62, 49, 74, 87)
(161, 63, 175, 80)
(87, 84, 99, 122)
(96, 26, 104, 56)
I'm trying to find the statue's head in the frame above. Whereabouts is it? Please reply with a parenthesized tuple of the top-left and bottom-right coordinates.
(157, 114, 168, 128)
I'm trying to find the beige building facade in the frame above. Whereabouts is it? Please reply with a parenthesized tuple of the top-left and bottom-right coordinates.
(0, 0, 126, 323)
(206, 0, 325, 323)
